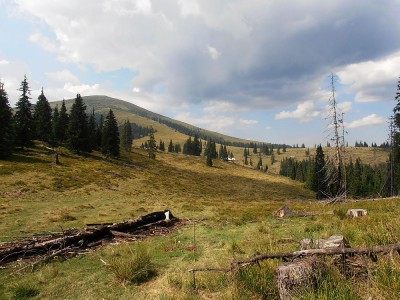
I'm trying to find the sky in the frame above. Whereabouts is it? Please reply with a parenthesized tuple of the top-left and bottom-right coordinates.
(0, 0, 399, 147)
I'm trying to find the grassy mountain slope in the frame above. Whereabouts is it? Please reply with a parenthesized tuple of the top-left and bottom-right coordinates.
(53, 95, 258, 147)
(1, 146, 399, 299)
(52, 95, 390, 173)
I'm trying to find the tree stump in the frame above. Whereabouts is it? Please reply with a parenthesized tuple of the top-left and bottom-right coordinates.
(276, 257, 326, 300)
(346, 209, 367, 218)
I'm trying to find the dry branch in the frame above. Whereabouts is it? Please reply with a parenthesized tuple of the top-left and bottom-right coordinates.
(232, 243, 400, 267)
(188, 267, 230, 273)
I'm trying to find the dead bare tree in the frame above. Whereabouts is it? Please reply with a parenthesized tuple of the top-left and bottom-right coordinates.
(325, 73, 347, 203)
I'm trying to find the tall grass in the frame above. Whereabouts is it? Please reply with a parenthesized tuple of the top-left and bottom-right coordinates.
(108, 243, 157, 285)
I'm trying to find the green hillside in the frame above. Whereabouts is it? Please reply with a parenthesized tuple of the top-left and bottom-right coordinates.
(51, 95, 390, 174)
(0, 145, 399, 299)
(1, 95, 396, 299)
(52, 95, 259, 148)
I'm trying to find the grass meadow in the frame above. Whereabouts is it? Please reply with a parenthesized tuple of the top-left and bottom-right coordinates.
(0, 145, 399, 299)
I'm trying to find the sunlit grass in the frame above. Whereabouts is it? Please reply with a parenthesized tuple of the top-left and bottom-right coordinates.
(0, 144, 398, 299)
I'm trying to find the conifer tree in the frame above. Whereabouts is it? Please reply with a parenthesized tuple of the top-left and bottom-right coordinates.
(87, 108, 97, 151)
(168, 139, 174, 152)
(49, 105, 59, 147)
(206, 150, 213, 167)
(120, 120, 132, 152)
(147, 127, 157, 159)
(57, 100, 69, 143)
(223, 145, 228, 160)
(219, 144, 224, 159)
(0, 81, 14, 158)
(193, 135, 202, 156)
(101, 109, 120, 157)
(183, 136, 192, 155)
(314, 145, 327, 199)
(392, 77, 400, 194)
(33, 88, 52, 142)
(257, 153, 263, 170)
(14, 75, 34, 149)
(96, 114, 103, 149)
(159, 140, 165, 151)
(67, 94, 90, 153)
(253, 143, 257, 154)
(270, 150, 275, 165)
(126, 120, 132, 150)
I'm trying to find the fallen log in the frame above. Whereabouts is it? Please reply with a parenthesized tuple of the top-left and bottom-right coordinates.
(0, 210, 176, 265)
(233, 243, 400, 267)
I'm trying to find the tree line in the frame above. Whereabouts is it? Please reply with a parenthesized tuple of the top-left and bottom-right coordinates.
(279, 145, 390, 199)
(0, 76, 128, 158)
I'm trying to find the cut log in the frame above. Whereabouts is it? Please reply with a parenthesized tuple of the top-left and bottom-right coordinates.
(301, 235, 350, 250)
(274, 205, 291, 218)
(276, 257, 326, 300)
(346, 209, 368, 218)
(0, 210, 176, 265)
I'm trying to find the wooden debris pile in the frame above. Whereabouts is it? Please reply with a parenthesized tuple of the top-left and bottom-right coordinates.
(189, 235, 400, 299)
(0, 210, 179, 266)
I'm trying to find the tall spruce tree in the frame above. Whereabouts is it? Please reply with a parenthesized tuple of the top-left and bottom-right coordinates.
(96, 114, 104, 149)
(0, 81, 14, 158)
(14, 75, 34, 149)
(206, 151, 213, 167)
(87, 108, 97, 151)
(126, 120, 132, 151)
(168, 139, 174, 152)
(67, 94, 90, 153)
(392, 77, 400, 194)
(102, 109, 120, 157)
(257, 153, 263, 170)
(49, 105, 59, 147)
(314, 145, 327, 199)
(120, 120, 132, 151)
(147, 127, 157, 159)
(57, 100, 68, 143)
(33, 88, 52, 142)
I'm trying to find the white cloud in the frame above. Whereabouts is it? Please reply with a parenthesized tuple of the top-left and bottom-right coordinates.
(46, 69, 80, 84)
(29, 33, 58, 52)
(0, 59, 32, 105)
(64, 82, 100, 94)
(174, 111, 257, 133)
(207, 46, 220, 60)
(275, 101, 320, 122)
(337, 101, 352, 113)
(203, 100, 248, 114)
(239, 119, 258, 126)
(337, 51, 400, 103)
(347, 114, 385, 129)
(178, 0, 200, 16)
(12, 0, 400, 112)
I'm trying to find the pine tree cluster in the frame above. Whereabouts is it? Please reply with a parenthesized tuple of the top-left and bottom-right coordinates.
(182, 135, 202, 156)
(0, 76, 126, 159)
(280, 145, 391, 199)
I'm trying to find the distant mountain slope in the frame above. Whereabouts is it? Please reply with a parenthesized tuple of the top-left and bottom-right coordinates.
(53, 95, 260, 147)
